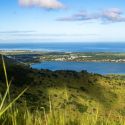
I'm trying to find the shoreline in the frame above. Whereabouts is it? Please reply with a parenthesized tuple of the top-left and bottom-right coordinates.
(1, 50, 125, 63)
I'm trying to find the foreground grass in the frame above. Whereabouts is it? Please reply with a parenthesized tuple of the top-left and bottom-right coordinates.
(0, 56, 125, 125)
(1, 101, 125, 125)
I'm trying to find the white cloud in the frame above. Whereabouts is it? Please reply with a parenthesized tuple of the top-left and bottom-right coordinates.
(102, 8, 125, 22)
(19, 0, 64, 9)
(58, 8, 125, 23)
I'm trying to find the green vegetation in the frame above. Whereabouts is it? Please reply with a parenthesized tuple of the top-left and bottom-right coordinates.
(1, 51, 125, 64)
(0, 55, 125, 124)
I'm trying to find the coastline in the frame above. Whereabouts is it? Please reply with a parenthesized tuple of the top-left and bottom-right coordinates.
(1, 50, 125, 63)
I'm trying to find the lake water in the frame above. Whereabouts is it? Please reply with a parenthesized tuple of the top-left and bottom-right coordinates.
(1, 42, 125, 52)
(31, 61, 125, 74)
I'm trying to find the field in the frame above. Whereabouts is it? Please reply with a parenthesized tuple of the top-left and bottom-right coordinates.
(0, 55, 125, 124)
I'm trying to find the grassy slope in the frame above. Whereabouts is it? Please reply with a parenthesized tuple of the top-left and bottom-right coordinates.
(0, 55, 125, 119)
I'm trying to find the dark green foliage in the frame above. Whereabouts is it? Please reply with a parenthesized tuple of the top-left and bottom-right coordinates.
(76, 103, 88, 113)
(80, 87, 88, 92)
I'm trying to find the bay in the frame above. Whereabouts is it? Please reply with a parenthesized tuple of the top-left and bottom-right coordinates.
(31, 61, 125, 74)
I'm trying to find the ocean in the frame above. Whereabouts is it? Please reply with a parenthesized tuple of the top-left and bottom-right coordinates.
(0, 42, 125, 52)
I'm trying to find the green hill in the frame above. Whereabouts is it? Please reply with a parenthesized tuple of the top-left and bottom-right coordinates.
(0, 55, 125, 124)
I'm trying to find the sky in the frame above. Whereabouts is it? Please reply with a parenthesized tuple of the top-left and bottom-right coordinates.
(0, 0, 125, 43)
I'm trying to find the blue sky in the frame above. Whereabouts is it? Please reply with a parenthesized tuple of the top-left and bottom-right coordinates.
(0, 0, 125, 43)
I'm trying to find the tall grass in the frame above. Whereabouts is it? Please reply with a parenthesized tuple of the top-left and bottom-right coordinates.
(0, 56, 27, 124)
(0, 56, 125, 125)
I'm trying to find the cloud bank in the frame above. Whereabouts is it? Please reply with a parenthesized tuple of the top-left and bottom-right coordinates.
(58, 8, 125, 23)
(19, 0, 64, 9)
(0, 30, 97, 42)
(0, 30, 35, 34)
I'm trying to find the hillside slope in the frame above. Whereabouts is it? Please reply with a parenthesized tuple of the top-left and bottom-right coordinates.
(0, 55, 125, 117)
